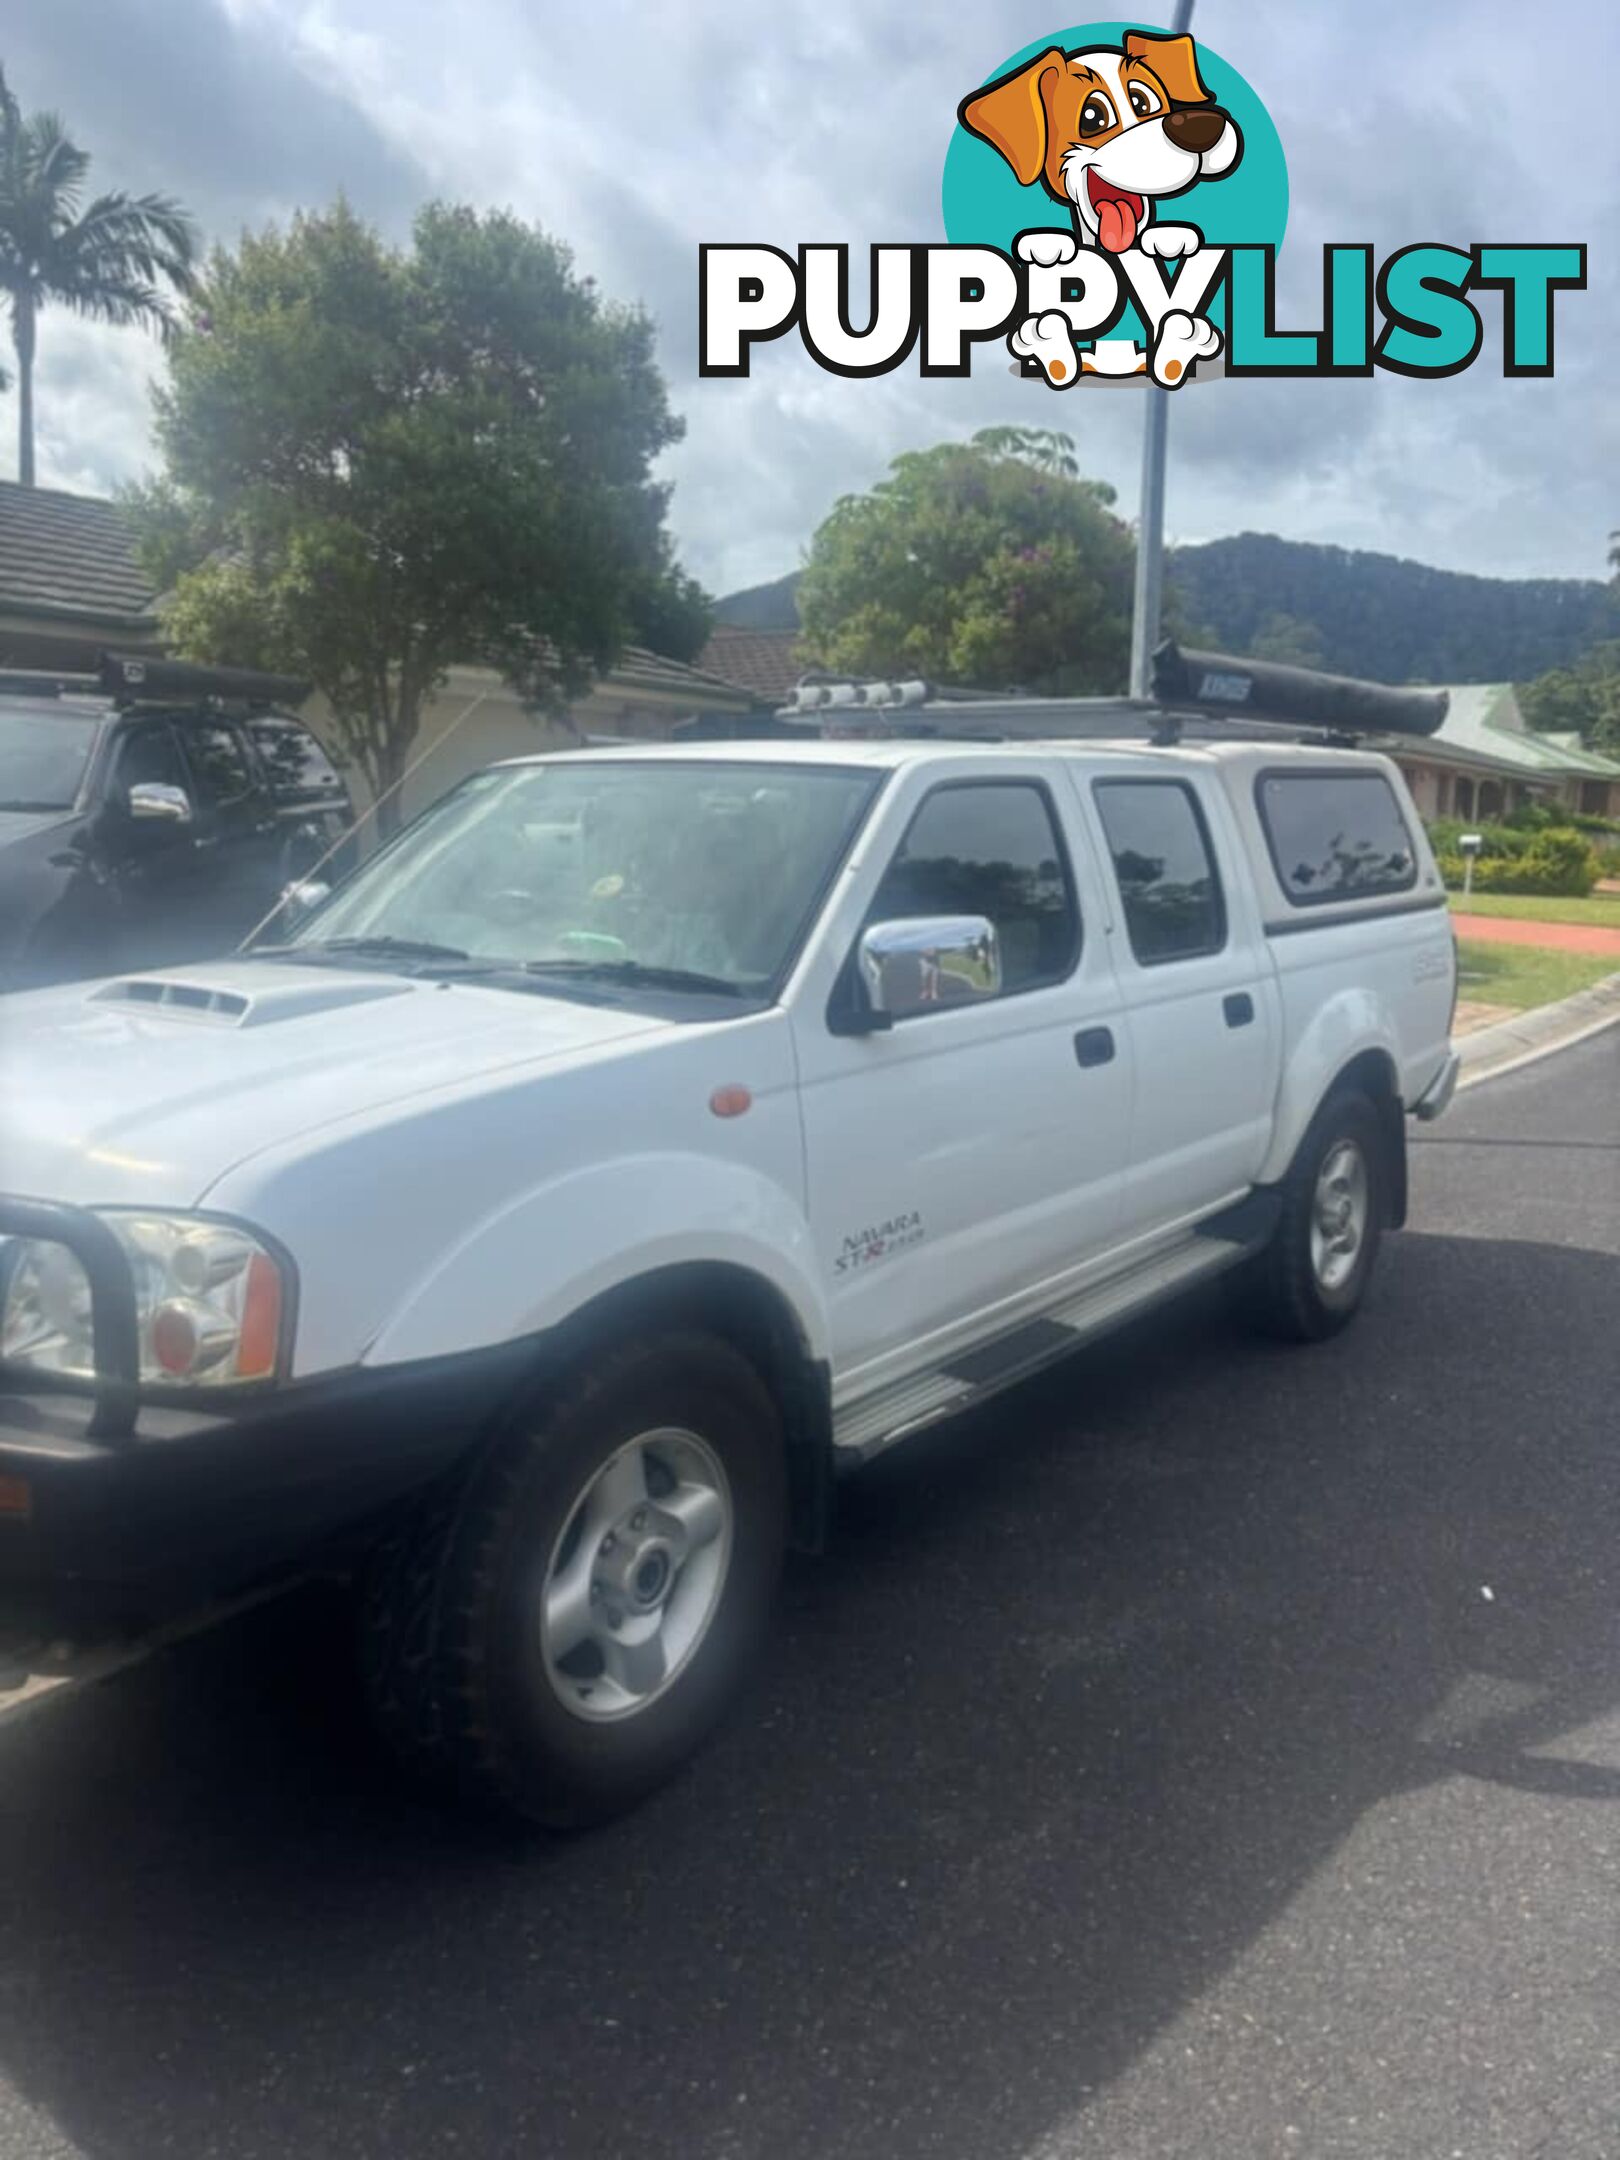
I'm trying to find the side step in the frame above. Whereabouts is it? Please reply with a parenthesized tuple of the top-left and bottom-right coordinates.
(832, 1193, 1279, 1463)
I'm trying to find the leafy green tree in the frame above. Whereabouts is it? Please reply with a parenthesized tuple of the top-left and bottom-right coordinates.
(130, 200, 704, 831)
(0, 65, 196, 485)
(797, 428, 1132, 693)
(1518, 642, 1620, 756)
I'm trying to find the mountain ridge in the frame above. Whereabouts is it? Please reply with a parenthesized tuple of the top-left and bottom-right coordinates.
(715, 537, 1617, 683)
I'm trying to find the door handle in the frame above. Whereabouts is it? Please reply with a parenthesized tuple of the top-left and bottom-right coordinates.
(1223, 992, 1255, 1028)
(1073, 1026, 1116, 1068)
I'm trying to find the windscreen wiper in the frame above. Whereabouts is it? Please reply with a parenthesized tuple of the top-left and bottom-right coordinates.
(295, 934, 472, 964)
(517, 960, 747, 997)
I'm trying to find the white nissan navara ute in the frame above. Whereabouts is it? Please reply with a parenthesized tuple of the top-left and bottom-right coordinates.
(0, 699, 1459, 1824)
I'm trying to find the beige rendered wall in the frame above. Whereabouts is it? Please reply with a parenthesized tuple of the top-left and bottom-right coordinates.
(301, 665, 724, 839)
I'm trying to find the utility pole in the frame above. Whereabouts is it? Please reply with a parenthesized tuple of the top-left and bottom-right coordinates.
(1128, 0, 1196, 701)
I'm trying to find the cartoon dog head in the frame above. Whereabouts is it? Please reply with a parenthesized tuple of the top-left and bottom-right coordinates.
(959, 31, 1242, 254)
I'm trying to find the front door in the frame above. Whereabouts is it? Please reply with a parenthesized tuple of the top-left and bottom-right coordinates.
(103, 719, 207, 970)
(793, 770, 1132, 1397)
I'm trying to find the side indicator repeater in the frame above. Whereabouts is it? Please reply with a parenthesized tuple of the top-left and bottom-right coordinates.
(709, 1084, 752, 1119)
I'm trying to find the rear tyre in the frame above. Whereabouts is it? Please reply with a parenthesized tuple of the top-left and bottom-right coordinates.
(1241, 1090, 1387, 1343)
(360, 1330, 787, 1828)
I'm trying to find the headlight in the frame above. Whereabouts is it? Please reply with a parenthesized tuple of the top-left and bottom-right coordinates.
(0, 1214, 288, 1388)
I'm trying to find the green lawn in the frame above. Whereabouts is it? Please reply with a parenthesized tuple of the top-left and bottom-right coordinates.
(1448, 889, 1620, 930)
(1455, 939, 1619, 1012)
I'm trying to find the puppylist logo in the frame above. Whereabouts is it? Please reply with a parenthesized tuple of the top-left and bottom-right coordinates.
(699, 21, 1585, 390)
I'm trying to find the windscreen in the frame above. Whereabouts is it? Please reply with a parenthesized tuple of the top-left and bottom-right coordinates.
(0, 706, 100, 811)
(293, 758, 880, 992)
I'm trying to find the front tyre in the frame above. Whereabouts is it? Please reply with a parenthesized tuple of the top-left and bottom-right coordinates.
(361, 1331, 787, 1827)
(1242, 1090, 1387, 1342)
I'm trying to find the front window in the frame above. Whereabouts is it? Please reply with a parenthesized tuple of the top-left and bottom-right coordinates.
(282, 758, 880, 998)
(0, 705, 100, 811)
(865, 780, 1079, 1003)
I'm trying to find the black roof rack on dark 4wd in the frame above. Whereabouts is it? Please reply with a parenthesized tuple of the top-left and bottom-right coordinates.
(713, 641, 1450, 751)
(97, 652, 312, 711)
(0, 653, 313, 713)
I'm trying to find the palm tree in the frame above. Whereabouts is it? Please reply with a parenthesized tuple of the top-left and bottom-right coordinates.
(0, 67, 198, 486)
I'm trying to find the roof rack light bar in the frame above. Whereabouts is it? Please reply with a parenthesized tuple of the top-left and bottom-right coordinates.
(785, 678, 930, 713)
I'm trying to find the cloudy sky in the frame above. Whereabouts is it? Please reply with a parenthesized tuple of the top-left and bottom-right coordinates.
(3, 0, 1615, 598)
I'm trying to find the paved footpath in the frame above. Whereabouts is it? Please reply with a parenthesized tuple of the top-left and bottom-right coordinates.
(1452, 909, 1620, 955)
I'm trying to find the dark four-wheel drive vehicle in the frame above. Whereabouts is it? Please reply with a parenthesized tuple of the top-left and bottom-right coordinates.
(0, 652, 354, 991)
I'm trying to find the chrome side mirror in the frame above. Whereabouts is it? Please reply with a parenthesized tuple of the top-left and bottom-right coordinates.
(856, 914, 1001, 1024)
(276, 879, 331, 929)
(128, 781, 192, 825)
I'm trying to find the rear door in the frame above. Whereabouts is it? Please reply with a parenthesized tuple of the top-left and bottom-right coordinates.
(244, 715, 356, 881)
(173, 718, 283, 947)
(1078, 767, 1281, 1239)
(793, 764, 1132, 1392)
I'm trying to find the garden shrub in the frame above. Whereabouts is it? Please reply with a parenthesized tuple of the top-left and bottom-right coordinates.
(1433, 825, 1598, 898)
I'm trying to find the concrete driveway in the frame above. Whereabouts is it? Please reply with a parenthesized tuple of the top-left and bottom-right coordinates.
(0, 1030, 1615, 2160)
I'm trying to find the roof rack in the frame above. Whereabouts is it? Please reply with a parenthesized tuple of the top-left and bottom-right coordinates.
(755, 642, 1448, 749)
(0, 667, 102, 700)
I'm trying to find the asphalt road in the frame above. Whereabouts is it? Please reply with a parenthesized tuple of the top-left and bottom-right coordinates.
(0, 1031, 1617, 2160)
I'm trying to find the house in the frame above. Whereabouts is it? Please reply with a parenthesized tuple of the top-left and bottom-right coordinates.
(355, 648, 763, 827)
(1384, 683, 1620, 823)
(696, 624, 806, 704)
(0, 479, 765, 825)
(0, 479, 163, 670)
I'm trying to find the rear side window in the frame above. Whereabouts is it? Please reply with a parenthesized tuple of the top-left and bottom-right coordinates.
(247, 717, 344, 801)
(1094, 780, 1225, 964)
(868, 781, 1079, 998)
(1257, 771, 1417, 905)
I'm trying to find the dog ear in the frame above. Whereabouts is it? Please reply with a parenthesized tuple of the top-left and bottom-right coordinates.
(1124, 31, 1212, 106)
(958, 48, 1066, 187)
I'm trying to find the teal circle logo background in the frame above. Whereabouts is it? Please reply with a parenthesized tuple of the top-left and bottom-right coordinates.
(942, 24, 1288, 342)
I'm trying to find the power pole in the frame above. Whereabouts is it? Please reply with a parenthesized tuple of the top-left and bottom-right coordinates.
(1128, 0, 1197, 701)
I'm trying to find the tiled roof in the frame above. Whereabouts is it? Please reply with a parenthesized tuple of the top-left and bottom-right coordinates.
(1413, 684, 1620, 780)
(0, 479, 155, 622)
(605, 643, 763, 707)
(697, 626, 806, 702)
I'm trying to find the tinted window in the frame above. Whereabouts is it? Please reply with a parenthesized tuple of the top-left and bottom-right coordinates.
(1094, 780, 1225, 964)
(868, 782, 1078, 998)
(248, 717, 344, 801)
(1257, 772, 1417, 905)
(180, 723, 255, 810)
(116, 723, 187, 796)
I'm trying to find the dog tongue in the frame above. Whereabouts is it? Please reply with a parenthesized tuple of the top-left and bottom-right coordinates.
(1097, 196, 1138, 253)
